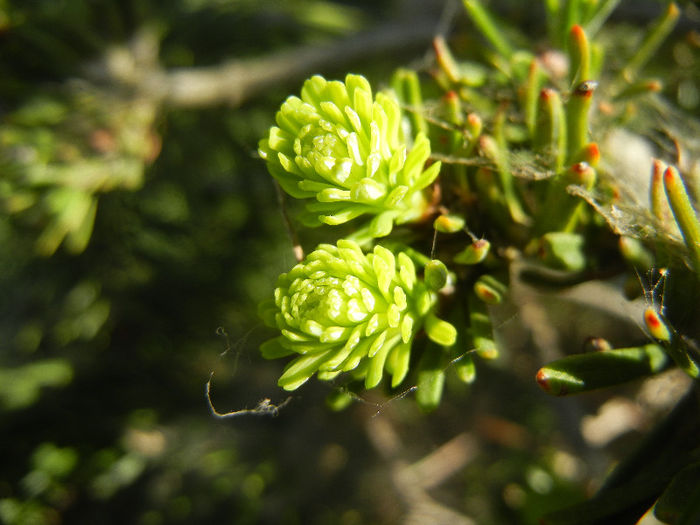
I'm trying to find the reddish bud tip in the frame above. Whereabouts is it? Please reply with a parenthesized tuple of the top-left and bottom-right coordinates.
(475, 284, 498, 303)
(444, 90, 458, 101)
(646, 80, 662, 92)
(582, 143, 600, 166)
(652, 159, 665, 181)
(570, 24, 585, 40)
(467, 113, 481, 126)
(540, 87, 555, 101)
(663, 166, 679, 187)
(536, 369, 550, 391)
(644, 309, 662, 329)
(644, 307, 671, 341)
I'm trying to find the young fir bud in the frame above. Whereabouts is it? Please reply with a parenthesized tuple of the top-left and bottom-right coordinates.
(259, 240, 457, 391)
(466, 113, 483, 146)
(259, 74, 441, 237)
(454, 239, 491, 265)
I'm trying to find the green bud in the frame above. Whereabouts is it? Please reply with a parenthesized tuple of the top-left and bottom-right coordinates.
(663, 166, 700, 277)
(454, 354, 476, 384)
(473, 274, 507, 305)
(325, 389, 355, 411)
(260, 240, 457, 391)
(433, 214, 466, 233)
(424, 312, 457, 346)
(259, 74, 441, 237)
(643, 308, 699, 379)
(568, 25, 590, 87)
(465, 113, 483, 147)
(454, 239, 490, 265)
(424, 260, 449, 291)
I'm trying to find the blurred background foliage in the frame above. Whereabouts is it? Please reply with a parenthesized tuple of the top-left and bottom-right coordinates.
(0, 1, 698, 524)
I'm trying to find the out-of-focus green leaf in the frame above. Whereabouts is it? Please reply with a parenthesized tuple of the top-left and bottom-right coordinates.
(0, 359, 73, 410)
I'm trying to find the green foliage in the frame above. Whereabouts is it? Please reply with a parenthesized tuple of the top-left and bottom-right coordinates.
(2, 0, 700, 524)
(255, 0, 700, 522)
(259, 0, 700, 402)
(0, 359, 73, 410)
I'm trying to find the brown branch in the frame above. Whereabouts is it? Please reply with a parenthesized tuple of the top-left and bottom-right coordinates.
(106, 18, 440, 109)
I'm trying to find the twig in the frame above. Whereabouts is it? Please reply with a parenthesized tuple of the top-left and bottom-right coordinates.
(109, 19, 440, 108)
(206, 372, 292, 418)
